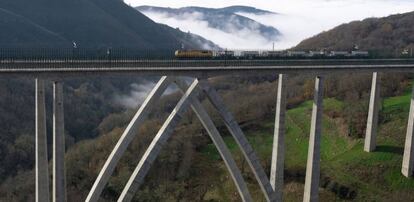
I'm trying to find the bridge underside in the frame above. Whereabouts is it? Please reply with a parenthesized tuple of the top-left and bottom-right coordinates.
(30, 71, 414, 202)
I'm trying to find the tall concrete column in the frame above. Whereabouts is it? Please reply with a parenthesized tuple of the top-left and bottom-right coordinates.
(53, 81, 66, 202)
(365, 72, 380, 152)
(86, 76, 173, 202)
(303, 76, 324, 202)
(35, 78, 50, 202)
(270, 74, 287, 201)
(402, 85, 414, 177)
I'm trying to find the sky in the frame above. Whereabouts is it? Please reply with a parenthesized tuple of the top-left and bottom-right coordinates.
(125, 0, 414, 49)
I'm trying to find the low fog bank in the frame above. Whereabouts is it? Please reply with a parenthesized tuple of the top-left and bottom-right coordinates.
(113, 78, 194, 109)
(113, 82, 177, 109)
(142, 11, 278, 50)
(136, 0, 414, 50)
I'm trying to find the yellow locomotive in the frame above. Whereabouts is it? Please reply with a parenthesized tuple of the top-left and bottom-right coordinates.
(175, 50, 213, 59)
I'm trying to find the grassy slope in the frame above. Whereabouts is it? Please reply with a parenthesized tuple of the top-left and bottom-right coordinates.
(200, 94, 414, 201)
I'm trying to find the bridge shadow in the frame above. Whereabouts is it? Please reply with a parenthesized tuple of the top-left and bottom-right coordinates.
(375, 145, 404, 155)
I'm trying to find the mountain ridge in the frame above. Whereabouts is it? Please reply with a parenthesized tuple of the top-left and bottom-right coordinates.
(137, 5, 277, 15)
(219, 6, 277, 15)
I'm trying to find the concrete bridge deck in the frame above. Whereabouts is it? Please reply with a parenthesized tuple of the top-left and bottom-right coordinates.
(1, 59, 414, 77)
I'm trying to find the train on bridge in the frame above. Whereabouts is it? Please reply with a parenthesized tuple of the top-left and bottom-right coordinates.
(1, 48, 412, 61)
(175, 49, 370, 59)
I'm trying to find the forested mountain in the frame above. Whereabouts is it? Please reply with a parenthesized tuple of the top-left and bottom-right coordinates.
(295, 11, 414, 56)
(0, 8, 67, 48)
(0, 0, 216, 49)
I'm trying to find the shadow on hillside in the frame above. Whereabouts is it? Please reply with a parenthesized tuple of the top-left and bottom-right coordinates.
(284, 167, 357, 200)
(376, 145, 404, 155)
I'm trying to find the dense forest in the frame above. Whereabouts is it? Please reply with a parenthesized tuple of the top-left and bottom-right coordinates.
(1, 7, 414, 202)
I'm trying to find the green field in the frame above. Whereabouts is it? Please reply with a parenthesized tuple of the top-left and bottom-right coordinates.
(200, 93, 414, 201)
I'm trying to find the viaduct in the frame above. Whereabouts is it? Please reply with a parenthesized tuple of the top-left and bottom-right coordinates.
(1, 59, 414, 202)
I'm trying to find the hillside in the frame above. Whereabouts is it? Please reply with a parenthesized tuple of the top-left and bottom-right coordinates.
(0, 0, 216, 49)
(295, 11, 414, 56)
(0, 8, 67, 48)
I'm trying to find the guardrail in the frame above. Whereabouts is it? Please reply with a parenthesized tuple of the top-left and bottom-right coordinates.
(1, 48, 413, 61)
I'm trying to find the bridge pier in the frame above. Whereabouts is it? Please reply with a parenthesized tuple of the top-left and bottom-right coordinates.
(402, 84, 414, 177)
(86, 76, 173, 202)
(270, 74, 287, 201)
(365, 72, 380, 152)
(118, 79, 200, 202)
(199, 80, 277, 202)
(303, 76, 324, 202)
(174, 78, 253, 202)
(115, 78, 277, 201)
(53, 81, 66, 202)
(35, 78, 50, 202)
(88, 77, 257, 201)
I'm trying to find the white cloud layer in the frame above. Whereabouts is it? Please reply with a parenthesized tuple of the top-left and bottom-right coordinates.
(113, 82, 155, 108)
(141, 11, 277, 50)
(129, 0, 414, 49)
(113, 80, 179, 109)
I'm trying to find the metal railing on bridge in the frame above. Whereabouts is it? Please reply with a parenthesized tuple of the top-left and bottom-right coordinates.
(1, 48, 413, 62)
(0, 48, 176, 61)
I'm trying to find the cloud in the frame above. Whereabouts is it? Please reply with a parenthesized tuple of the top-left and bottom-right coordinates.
(142, 11, 277, 50)
(113, 78, 197, 109)
(235, 12, 323, 49)
(113, 82, 156, 109)
(133, 0, 414, 49)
